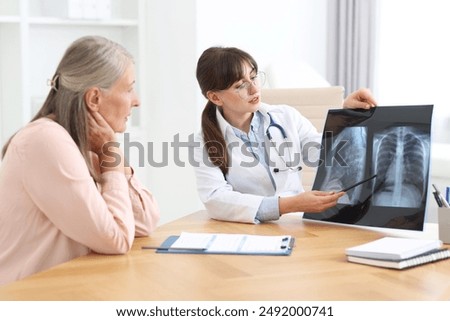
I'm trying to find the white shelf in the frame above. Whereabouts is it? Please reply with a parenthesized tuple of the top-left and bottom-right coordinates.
(0, 16, 20, 23)
(0, 0, 145, 148)
(28, 17, 138, 27)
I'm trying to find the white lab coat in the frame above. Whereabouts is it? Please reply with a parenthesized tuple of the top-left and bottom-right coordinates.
(193, 103, 322, 223)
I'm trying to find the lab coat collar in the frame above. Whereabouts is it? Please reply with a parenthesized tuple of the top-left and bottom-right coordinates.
(215, 103, 272, 140)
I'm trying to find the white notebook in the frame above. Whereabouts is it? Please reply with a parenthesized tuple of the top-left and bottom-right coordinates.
(345, 237, 443, 260)
(347, 248, 450, 269)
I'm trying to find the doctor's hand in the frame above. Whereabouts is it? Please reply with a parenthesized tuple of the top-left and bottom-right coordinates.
(279, 190, 345, 215)
(342, 88, 377, 110)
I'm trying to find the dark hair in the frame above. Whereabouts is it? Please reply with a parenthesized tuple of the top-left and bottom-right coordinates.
(196, 47, 258, 175)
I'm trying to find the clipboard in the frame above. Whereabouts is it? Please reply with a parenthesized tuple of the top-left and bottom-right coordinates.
(144, 232, 295, 256)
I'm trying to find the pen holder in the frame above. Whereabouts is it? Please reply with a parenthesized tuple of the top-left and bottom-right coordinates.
(438, 207, 450, 244)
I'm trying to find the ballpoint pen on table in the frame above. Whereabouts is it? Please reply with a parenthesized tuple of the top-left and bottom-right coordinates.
(141, 246, 207, 251)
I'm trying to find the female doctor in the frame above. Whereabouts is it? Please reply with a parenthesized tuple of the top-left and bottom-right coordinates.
(193, 46, 377, 224)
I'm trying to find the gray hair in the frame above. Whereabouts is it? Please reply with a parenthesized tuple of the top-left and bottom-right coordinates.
(2, 35, 134, 181)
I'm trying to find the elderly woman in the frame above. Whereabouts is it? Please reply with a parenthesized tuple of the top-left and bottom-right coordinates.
(0, 36, 160, 285)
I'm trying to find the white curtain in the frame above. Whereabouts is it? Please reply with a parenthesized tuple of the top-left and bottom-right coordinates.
(327, 0, 378, 94)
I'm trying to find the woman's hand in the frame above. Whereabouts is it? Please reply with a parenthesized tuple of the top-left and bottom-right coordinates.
(88, 111, 124, 173)
(88, 111, 116, 155)
(343, 88, 377, 110)
(279, 190, 345, 215)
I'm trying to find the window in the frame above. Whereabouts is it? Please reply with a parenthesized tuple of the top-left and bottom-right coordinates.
(375, 0, 450, 143)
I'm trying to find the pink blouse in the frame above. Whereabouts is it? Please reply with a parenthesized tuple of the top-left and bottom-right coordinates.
(0, 118, 160, 286)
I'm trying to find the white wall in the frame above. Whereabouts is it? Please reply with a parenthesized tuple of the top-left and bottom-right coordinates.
(375, 0, 450, 144)
(142, 0, 201, 225)
(143, 0, 328, 224)
(196, 0, 327, 76)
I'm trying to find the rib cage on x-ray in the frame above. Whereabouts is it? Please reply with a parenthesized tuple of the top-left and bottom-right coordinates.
(319, 127, 367, 204)
(372, 126, 429, 208)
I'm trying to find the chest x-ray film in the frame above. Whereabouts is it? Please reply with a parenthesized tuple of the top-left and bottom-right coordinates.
(303, 105, 433, 231)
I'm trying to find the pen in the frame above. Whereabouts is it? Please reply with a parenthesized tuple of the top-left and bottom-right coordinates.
(340, 174, 377, 193)
(433, 191, 443, 207)
(433, 184, 450, 208)
(441, 196, 450, 208)
(142, 246, 207, 251)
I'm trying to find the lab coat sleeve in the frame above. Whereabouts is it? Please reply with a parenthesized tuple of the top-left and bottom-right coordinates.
(193, 134, 264, 224)
(255, 196, 280, 221)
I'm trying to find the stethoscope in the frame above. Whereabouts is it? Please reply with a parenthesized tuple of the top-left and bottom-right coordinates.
(266, 112, 302, 173)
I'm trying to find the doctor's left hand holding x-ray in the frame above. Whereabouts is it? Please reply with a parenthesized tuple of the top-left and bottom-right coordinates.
(193, 47, 377, 224)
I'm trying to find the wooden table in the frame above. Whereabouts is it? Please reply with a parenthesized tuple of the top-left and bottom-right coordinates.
(1, 211, 449, 300)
